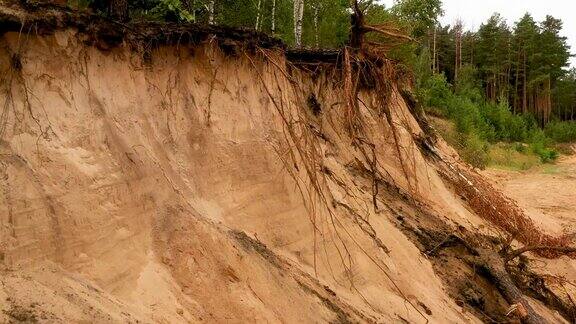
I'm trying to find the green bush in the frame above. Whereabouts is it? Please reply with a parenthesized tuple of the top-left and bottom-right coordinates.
(419, 73, 452, 112)
(529, 131, 559, 163)
(544, 120, 576, 143)
(145, 0, 194, 22)
(460, 132, 490, 169)
(479, 100, 537, 142)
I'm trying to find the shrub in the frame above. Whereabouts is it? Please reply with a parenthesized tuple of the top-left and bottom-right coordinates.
(529, 131, 559, 163)
(544, 120, 576, 143)
(419, 73, 452, 111)
(460, 133, 490, 169)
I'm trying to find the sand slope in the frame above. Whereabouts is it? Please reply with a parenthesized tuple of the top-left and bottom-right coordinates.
(0, 15, 573, 323)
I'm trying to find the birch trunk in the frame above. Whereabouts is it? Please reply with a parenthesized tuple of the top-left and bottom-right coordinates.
(192, 0, 196, 22)
(208, 0, 215, 24)
(294, 0, 304, 48)
(271, 0, 276, 34)
(313, 4, 319, 48)
(255, 0, 262, 31)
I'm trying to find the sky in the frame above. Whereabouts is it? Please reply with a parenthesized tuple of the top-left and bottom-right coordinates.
(380, 0, 576, 67)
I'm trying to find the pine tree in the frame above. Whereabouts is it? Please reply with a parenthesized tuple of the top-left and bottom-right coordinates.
(475, 14, 512, 102)
(512, 14, 539, 114)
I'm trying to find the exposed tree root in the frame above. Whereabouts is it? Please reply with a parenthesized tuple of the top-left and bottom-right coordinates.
(1, 1, 284, 54)
(4, 1, 573, 321)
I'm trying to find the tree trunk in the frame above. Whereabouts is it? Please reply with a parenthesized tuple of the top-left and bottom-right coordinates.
(208, 0, 215, 24)
(191, 0, 196, 22)
(294, 0, 305, 48)
(255, 0, 262, 31)
(522, 51, 527, 113)
(432, 25, 437, 73)
(454, 20, 462, 82)
(505, 43, 511, 101)
(459, 35, 462, 73)
(313, 3, 320, 48)
(514, 50, 520, 114)
(271, 0, 276, 34)
(476, 248, 548, 324)
(470, 35, 475, 65)
(545, 77, 551, 125)
(492, 74, 497, 101)
(110, 0, 129, 21)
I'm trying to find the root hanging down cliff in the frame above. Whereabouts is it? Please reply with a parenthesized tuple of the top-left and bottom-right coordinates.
(0, 2, 575, 323)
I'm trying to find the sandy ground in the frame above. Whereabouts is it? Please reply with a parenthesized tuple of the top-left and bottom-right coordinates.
(0, 13, 573, 322)
(484, 149, 576, 237)
(0, 28, 481, 323)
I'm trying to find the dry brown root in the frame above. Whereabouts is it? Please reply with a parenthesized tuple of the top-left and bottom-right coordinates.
(416, 132, 576, 260)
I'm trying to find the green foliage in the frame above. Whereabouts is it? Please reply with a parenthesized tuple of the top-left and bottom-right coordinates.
(529, 131, 559, 162)
(430, 11, 573, 125)
(474, 13, 512, 90)
(146, 0, 194, 22)
(418, 73, 451, 111)
(454, 65, 482, 100)
(544, 120, 576, 143)
(419, 69, 561, 168)
(392, 0, 443, 38)
(553, 69, 576, 121)
(460, 132, 490, 169)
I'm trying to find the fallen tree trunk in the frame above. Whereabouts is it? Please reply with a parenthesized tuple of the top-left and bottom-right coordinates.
(476, 247, 548, 324)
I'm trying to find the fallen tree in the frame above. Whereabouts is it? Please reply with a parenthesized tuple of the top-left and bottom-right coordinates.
(342, 2, 576, 322)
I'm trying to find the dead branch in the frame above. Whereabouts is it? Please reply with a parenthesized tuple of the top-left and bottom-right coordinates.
(506, 246, 576, 262)
(475, 247, 548, 324)
(348, 0, 413, 51)
(361, 25, 414, 42)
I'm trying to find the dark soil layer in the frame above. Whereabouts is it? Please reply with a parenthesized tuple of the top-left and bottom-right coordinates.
(0, 0, 284, 52)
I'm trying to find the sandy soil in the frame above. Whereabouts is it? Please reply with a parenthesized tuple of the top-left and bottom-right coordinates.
(0, 27, 481, 323)
(484, 149, 576, 237)
(0, 7, 574, 322)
